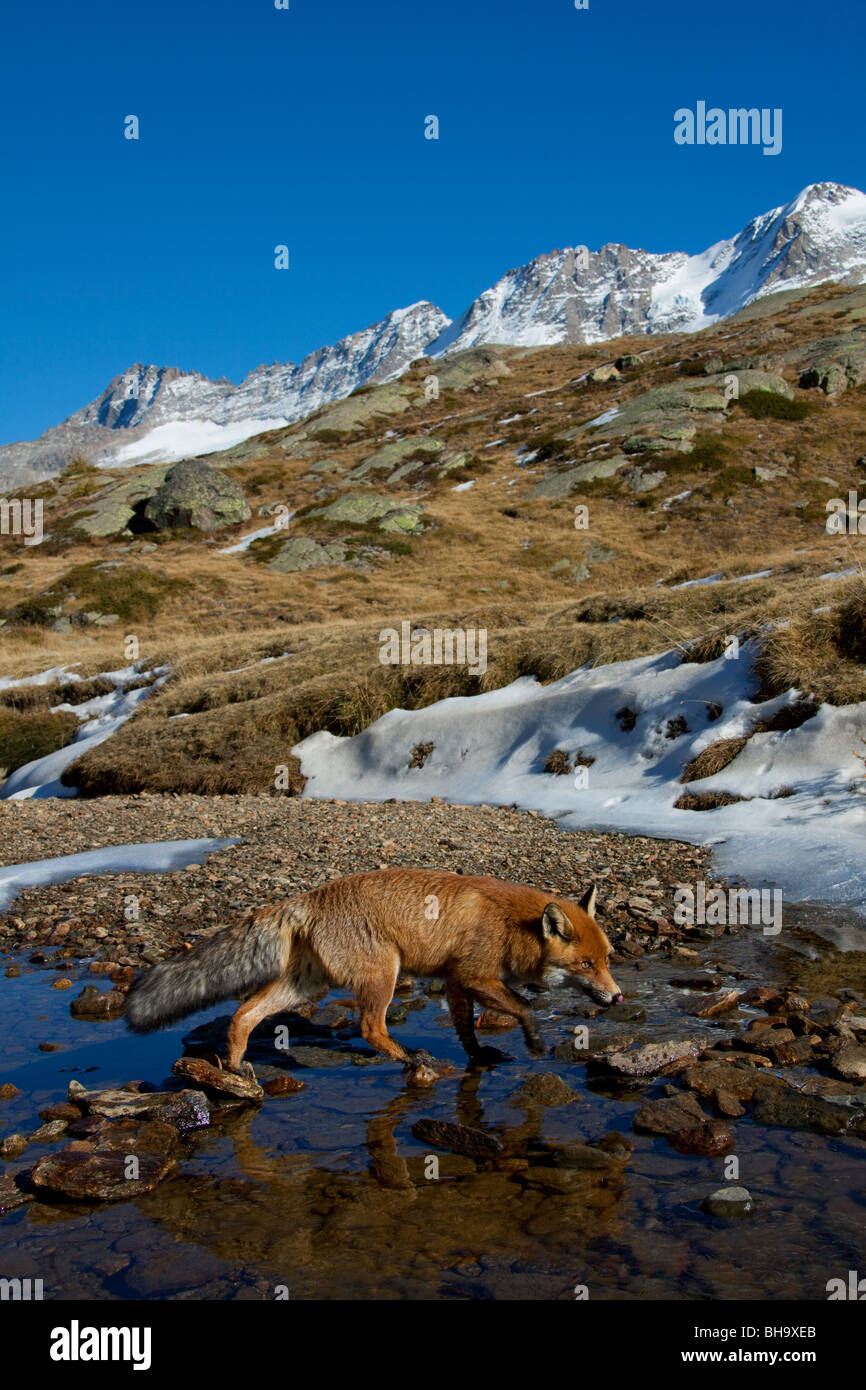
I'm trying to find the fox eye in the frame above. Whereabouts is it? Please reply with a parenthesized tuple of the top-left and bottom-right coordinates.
(581, 959, 592, 970)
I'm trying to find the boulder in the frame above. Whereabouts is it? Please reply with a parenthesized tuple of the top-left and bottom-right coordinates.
(143, 460, 251, 531)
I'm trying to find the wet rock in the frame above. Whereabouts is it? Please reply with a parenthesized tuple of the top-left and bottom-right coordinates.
(671, 1119, 734, 1156)
(596, 1130, 634, 1159)
(669, 973, 723, 990)
(605, 1002, 646, 1023)
(0, 1172, 33, 1214)
(27, 1119, 69, 1143)
(588, 1038, 700, 1078)
(681, 989, 740, 1018)
(172, 1056, 264, 1103)
(0, 1084, 21, 1101)
(547, 1140, 626, 1173)
(38, 1102, 83, 1124)
(738, 986, 782, 1009)
(73, 1084, 212, 1129)
(38, 1043, 63, 1053)
(713, 1088, 746, 1119)
(553, 1032, 636, 1062)
(69, 985, 126, 1019)
(50, 977, 73, 990)
(411, 1118, 503, 1159)
(631, 1092, 732, 1154)
(261, 1075, 306, 1097)
(763, 1035, 815, 1067)
(29, 1121, 179, 1201)
(750, 1083, 850, 1136)
(831, 1043, 866, 1082)
(406, 1064, 442, 1087)
(517, 1166, 584, 1194)
(477, 1010, 516, 1031)
(0, 1134, 28, 1159)
(807, 1000, 846, 1031)
(509, 1073, 581, 1108)
(702, 1186, 754, 1218)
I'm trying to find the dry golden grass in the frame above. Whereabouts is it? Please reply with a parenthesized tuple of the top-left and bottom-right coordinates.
(1, 283, 865, 794)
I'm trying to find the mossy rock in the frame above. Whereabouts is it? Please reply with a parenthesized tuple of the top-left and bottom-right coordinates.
(308, 494, 425, 533)
(268, 537, 351, 572)
(531, 455, 630, 498)
(143, 460, 251, 532)
(69, 464, 171, 537)
(304, 384, 413, 438)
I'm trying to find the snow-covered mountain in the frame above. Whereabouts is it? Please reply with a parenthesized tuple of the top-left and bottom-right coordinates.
(428, 182, 866, 352)
(3, 182, 865, 489)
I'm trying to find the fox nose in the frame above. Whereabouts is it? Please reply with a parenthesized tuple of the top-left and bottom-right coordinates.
(610, 992, 623, 1005)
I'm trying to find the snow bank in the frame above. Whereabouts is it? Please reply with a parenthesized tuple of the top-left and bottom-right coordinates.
(0, 839, 239, 913)
(294, 641, 866, 909)
(0, 664, 169, 801)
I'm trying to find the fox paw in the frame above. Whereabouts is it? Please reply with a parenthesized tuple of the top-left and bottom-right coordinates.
(525, 1036, 548, 1059)
(226, 1060, 256, 1081)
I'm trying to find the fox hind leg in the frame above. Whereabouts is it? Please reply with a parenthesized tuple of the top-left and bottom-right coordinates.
(225, 952, 328, 1072)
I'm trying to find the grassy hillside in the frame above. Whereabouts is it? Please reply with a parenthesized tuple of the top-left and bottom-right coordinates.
(1, 281, 864, 795)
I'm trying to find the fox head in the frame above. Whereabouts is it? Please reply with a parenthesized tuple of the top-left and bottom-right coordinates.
(541, 885, 623, 1006)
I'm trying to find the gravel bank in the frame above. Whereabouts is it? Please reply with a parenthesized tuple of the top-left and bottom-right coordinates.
(0, 794, 720, 964)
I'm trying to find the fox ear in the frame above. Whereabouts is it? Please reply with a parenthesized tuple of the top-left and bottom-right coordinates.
(542, 903, 573, 941)
(577, 884, 598, 918)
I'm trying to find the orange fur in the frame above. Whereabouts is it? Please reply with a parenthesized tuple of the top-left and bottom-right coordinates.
(222, 869, 621, 1070)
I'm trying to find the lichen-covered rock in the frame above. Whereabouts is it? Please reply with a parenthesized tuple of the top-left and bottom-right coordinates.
(69, 464, 171, 537)
(268, 536, 350, 572)
(308, 494, 425, 533)
(531, 455, 630, 498)
(143, 460, 250, 531)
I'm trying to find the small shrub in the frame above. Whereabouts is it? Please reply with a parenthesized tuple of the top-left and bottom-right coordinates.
(674, 790, 750, 810)
(680, 737, 748, 783)
(735, 390, 812, 421)
(409, 742, 434, 769)
(0, 707, 79, 776)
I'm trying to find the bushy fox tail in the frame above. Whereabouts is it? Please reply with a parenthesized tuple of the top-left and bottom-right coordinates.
(124, 905, 293, 1034)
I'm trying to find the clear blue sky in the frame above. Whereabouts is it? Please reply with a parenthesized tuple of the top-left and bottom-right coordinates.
(1, 0, 863, 443)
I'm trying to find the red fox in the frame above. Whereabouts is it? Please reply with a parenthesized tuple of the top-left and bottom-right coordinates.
(125, 869, 622, 1071)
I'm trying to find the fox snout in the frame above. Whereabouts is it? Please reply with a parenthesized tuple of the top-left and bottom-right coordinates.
(576, 966, 623, 1008)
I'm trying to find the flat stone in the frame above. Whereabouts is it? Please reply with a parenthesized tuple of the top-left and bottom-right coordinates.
(410, 1118, 503, 1159)
(29, 1121, 179, 1201)
(172, 1056, 263, 1103)
(588, 1038, 700, 1078)
(0, 1173, 33, 1214)
(831, 1043, 866, 1082)
(681, 989, 740, 1018)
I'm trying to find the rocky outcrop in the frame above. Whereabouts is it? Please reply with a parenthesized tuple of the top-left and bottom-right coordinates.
(143, 460, 251, 531)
